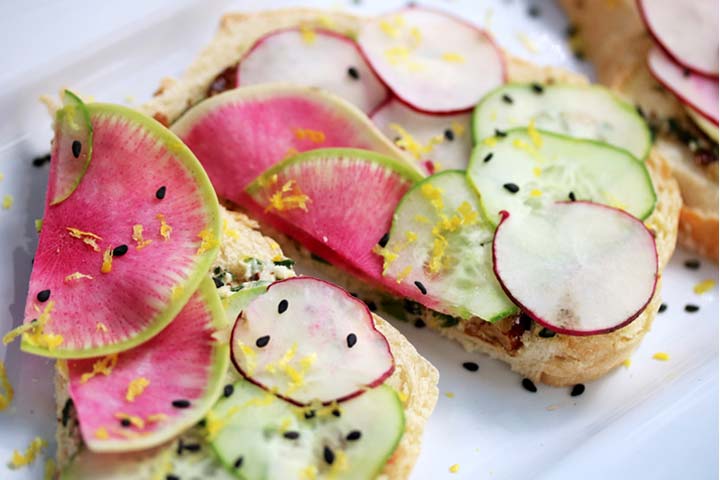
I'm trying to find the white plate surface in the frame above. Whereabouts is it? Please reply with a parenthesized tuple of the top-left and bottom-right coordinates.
(0, 1, 716, 479)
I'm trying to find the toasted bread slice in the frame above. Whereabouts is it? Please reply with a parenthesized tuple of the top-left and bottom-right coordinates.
(143, 7, 681, 389)
(558, 0, 718, 261)
(54, 206, 439, 479)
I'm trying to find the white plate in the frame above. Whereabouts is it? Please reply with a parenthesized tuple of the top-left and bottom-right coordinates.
(0, 0, 717, 479)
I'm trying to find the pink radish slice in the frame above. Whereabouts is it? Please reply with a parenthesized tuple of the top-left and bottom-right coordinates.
(237, 28, 390, 114)
(357, 7, 505, 114)
(230, 277, 394, 405)
(370, 97, 473, 171)
(493, 202, 658, 336)
(171, 84, 408, 200)
(638, 0, 718, 77)
(648, 47, 719, 125)
(68, 278, 228, 453)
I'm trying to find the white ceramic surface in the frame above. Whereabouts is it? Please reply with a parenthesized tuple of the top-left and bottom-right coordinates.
(0, 1, 716, 479)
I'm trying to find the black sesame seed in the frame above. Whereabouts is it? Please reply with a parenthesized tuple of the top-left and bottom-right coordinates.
(527, 4, 541, 17)
(256, 335, 271, 348)
(71, 140, 82, 158)
(365, 300, 377, 312)
(166, 475, 180, 480)
(183, 443, 201, 453)
(347, 66, 360, 80)
(684, 259, 701, 270)
(414, 281, 427, 295)
(36, 289, 51, 302)
(503, 183, 520, 194)
(323, 446, 335, 465)
(223, 384, 234, 398)
(214, 266, 222, 275)
(283, 431, 300, 440)
(568, 191, 576, 202)
(685, 304, 700, 313)
(414, 318, 426, 328)
(332, 409, 341, 417)
(570, 384, 585, 397)
(521, 378, 537, 393)
(462, 362, 479, 372)
(172, 399, 191, 408)
(120, 418, 131, 427)
(378, 232, 390, 248)
(495, 129, 508, 138)
(483, 152, 494, 163)
(213, 277, 224, 288)
(234, 456, 244, 469)
(304, 410, 316, 419)
(346, 430, 362, 441)
(61, 398, 74, 427)
(32, 153, 51, 167)
(346, 333, 358, 348)
(501, 94, 514, 104)
(278, 299, 289, 314)
(155, 186, 167, 200)
(444, 129, 455, 141)
(531, 83, 544, 94)
(658, 303, 667, 313)
(538, 328, 556, 338)
(112, 244, 129, 257)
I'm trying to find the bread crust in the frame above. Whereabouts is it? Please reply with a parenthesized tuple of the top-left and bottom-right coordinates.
(558, 0, 718, 261)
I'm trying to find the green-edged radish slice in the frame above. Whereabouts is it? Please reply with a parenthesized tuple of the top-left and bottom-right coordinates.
(357, 7, 505, 113)
(237, 28, 390, 114)
(370, 97, 473, 172)
(67, 278, 229, 453)
(472, 84, 651, 160)
(60, 427, 234, 479)
(222, 283, 270, 325)
(209, 380, 404, 480)
(687, 107, 719, 142)
(49, 90, 93, 205)
(382, 171, 516, 321)
(230, 277, 394, 405)
(467, 129, 656, 225)
(493, 202, 658, 336)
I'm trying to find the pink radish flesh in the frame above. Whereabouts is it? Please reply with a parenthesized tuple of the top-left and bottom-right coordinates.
(493, 202, 658, 336)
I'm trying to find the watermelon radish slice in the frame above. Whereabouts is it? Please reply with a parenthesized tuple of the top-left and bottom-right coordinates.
(357, 7, 505, 114)
(371, 97, 473, 172)
(245, 148, 422, 285)
(648, 46, 719, 125)
(493, 202, 658, 336)
(638, 0, 718, 78)
(382, 171, 517, 321)
(67, 277, 229, 453)
(237, 28, 390, 113)
(230, 277, 394, 405)
(49, 91, 93, 205)
(210, 380, 404, 480)
(172, 84, 413, 204)
(21, 95, 220, 358)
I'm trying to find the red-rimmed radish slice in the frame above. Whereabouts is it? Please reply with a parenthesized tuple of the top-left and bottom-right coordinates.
(230, 277, 394, 405)
(358, 7, 505, 114)
(237, 28, 390, 114)
(638, 0, 718, 77)
(648, 47, 719, 125)
(371, 97, 473, 171)
(493, 202, 658, 336)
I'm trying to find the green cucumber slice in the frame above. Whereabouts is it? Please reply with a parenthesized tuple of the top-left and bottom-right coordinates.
(472, 84, 651, 160)
(467, 129, 656, 224)
(382, 171, 517, 322)
(222, 283, 270, 325)
(209, 380, 404, 480)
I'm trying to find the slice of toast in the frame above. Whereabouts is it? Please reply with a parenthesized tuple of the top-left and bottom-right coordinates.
(54, 206, 439, 479)
(558, 0, 718, 261)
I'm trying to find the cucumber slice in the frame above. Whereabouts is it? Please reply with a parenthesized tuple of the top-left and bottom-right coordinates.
(472, 84, 651, 160)
(209, 380, 404, 480)
(61, 427, 234, 479)
(382, 171, 517, 321)
(467, 129, 656, 225)
(222, 283, 270, 325)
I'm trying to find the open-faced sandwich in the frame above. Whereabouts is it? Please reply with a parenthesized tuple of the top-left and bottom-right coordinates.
(143, 6, 681, 388)
(559, 0, 718, 260)
(6, 90, 438, 478)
